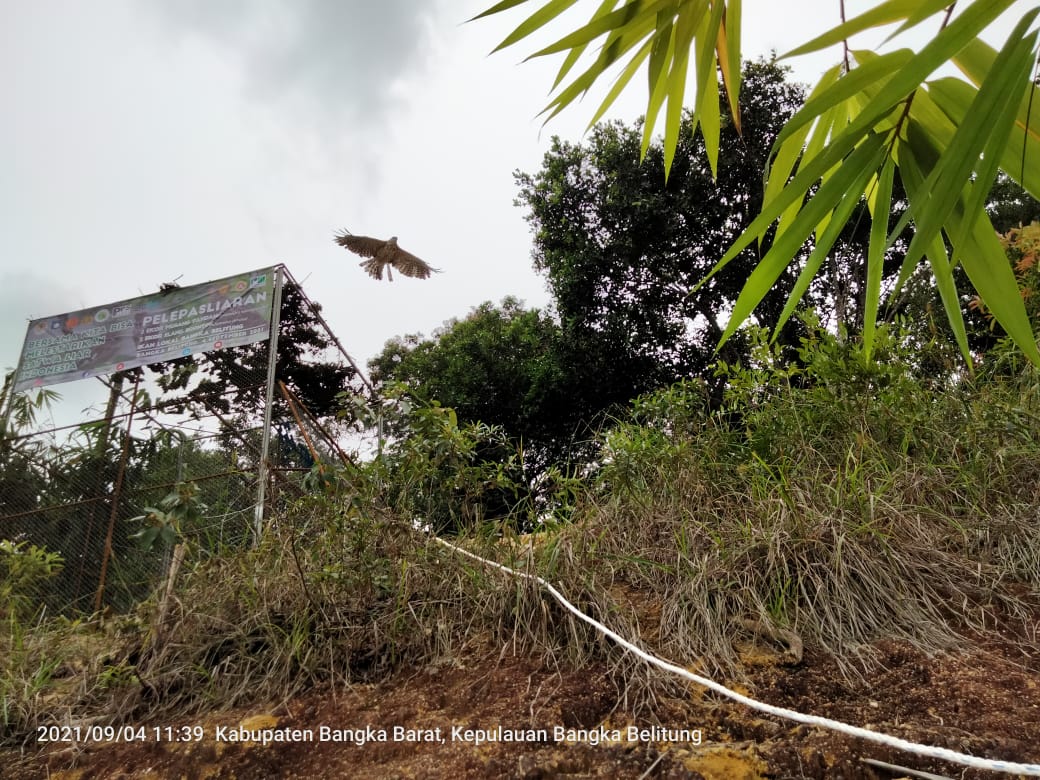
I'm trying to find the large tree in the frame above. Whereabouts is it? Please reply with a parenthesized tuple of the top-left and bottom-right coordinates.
(516, 59, 904, 401)
(371, 297, 587, 467)
(475, 0, 1040, 367)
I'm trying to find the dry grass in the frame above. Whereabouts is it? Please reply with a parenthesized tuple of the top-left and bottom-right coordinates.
(5, 334, 1040, 746)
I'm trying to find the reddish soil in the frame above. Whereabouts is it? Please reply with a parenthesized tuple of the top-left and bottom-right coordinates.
(5, 630, 1039, 779)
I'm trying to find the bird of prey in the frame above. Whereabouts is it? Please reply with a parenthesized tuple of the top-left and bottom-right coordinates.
(334, 230, 439, 281)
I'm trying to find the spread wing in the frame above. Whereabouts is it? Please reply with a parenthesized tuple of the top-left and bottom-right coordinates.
(388, 246, 438, 279)
(334, 231, 386, 259)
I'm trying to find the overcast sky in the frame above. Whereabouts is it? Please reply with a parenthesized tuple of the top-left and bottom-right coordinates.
(2, 1, 1032, 426)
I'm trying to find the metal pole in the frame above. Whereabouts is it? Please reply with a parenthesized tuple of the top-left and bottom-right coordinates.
(254, 266, 284, 542)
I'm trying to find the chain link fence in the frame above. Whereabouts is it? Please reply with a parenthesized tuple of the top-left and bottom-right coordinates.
(1, 266, 370, 617)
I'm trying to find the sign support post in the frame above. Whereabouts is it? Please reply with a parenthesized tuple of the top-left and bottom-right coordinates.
(253, 266, 284, 543)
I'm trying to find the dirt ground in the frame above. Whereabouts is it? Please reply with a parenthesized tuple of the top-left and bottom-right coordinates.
(4, 625, 1039, 780)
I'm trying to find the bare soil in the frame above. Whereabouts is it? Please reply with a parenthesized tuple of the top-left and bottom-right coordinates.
(5, 627, 1039, 780)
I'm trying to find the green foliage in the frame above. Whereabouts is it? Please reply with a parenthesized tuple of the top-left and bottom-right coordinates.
(0, 373, 60, 437)
(131, 482, 205, 551)
(515, 59, 904, 398)
(7, 324, 1040, 740)
(0, 541, 63, 623)
(0, 375, 60, 521)
(477, 0, 1040, 365)
(589, 317, 1040, 674)
(374, 387, 531, 534)
(370, 297, 573, 459)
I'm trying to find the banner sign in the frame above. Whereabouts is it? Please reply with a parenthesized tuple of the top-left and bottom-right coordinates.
(14, 267, 277, 392)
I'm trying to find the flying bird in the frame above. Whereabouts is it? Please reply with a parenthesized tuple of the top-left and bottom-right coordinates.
(334, 230, 439, 281)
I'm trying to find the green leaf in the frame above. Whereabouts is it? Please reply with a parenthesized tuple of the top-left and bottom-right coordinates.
(719, 0, 742, 130)
(698, 56, 721, 178)
(718, 133, 887, 346)
(931, 74, 1040, 199)
(488, 0, 581, 53)
(469, 0, 534, 23)
(528, 0, 672, 59)
(902, 117, 1040, 367)
(764, 67, 844, 241)
(960, 217, 1040, 365)
(948, 22, 1038, 255)
(924, 232, 973, 368)
(782, 0, 954, 59)
(771, 49, 913, 152)
(862, 156, 895, 360)
(763, 64, 840, 209)
(585, 38, 654, 130)
(538, 11, 658, 124)
(658, 1, 706, 173)
(712, 0, 1015, 298)
(697, 117, 879, 293)
(552, 0, 617, 89)
(135, 526, 160, 550)
(683, 0, 726, 176)
(895, 11, 1038, 281)
(771, 148, 884, 337)
(640, 16, 675, 157)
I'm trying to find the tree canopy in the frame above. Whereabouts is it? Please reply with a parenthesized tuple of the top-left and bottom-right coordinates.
(370, 297, 585, 466)
(519, 61, 812, 380)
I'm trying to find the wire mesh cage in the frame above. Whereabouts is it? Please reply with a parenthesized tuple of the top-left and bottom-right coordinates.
(0, 265, 371, 617)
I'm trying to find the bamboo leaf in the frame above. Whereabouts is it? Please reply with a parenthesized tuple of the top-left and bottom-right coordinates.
(887, 0, 967, 40)
(949, 18, 1038, 255)
(862, 156, 895, 360)
(552, 0, 617, 89)
(763, 67, 844, 242)
(781, 0, 1016, 170)
(699, 56, 722, 178)
(717, 134, 886, 346)
(537, 14, 658, 123)
(896, 12, 1038, 280)
(640, 18, 676, 157)
(731, 1, 1014, 289)
(772, 49, 913, 151)
(771, 146, 884, 337)
(782, 0, 954, 59)
(695, 118, 877, 292)
(585, 38, 654, 130)
(930, 75, 1040, 199)
(925, 232, 974, 367)
(720, 0, 742, 131)
(489, 0, 581, 53)
(468, 0, 534, 23)
(685, 0, 726, 175)
(764, 64, 841, 207)
(661, 5, 701, 175)
(961, 217, 1040, 365)
(899, 147, 973, 364)
(902, 120, 1040, 366)
(527, 0, 671, 59)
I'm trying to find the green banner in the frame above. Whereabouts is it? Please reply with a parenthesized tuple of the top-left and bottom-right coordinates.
(14, 267, 276, 392)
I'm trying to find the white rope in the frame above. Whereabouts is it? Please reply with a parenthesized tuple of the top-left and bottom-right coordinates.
(436, 537, 1040, 777)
